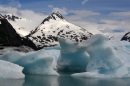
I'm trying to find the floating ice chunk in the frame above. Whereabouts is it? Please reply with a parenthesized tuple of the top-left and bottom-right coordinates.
(72, 34, 130, 78)
(0, 60, 24, 79)
(0, 49, 59, 75)
(57, 38, 90, 72)
(80, 34, 123, 73)
(15, 49, 59, 75)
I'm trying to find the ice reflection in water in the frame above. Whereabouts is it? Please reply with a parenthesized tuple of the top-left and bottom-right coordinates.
(0, 74, 130, 86)
(0, 79, 24, 86)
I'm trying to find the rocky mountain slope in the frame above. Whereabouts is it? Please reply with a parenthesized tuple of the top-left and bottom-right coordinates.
(0, 14, 37, 51)
(26, 12, 92, 48)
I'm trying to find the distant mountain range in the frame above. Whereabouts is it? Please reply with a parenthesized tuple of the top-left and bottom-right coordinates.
(0, 12, 93, 49)
(0, 12, 130, 52)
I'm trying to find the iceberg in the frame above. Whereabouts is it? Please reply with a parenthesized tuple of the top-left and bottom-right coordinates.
(0, 49, 59, 75)
(0, 60, 24, 79)
(46, 50, 60, 70)
(44, 45, 61, 50)
(72, 34, 130, 78)
(1, 34, 130, 78)
(57, 38, 90, 72)
(0, 51, 23, 62)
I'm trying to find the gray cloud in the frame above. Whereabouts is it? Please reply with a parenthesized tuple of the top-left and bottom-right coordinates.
(109, 11, 130, 17)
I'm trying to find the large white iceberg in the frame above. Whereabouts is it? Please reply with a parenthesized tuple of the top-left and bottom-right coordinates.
(0, 60, 24, 79)
(72, 34, 130, 78)
(0, 49, 59, 75)
(57, 38, 90, 72)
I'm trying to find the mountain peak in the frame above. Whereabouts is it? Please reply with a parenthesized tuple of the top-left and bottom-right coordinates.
(41, 11, 65, 24)
(51, 11, 64, 19)
(27, 11, 92, 48)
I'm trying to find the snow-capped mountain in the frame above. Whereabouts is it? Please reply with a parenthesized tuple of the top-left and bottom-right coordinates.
(27, 12, 92, 48)
(0, 14, 22, 46)
(2, 14, 41, 36)
(121, 32, 130, 42)
(0, 14, 37, 51)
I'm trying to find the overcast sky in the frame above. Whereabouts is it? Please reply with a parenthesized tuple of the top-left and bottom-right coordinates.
(0, 0, 130, 39)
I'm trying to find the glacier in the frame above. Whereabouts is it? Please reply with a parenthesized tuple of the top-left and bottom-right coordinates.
(0, 49, 59, 75)
(57, 38, 90, 72)
(72, 34, 130, 78)
(0, 60, 24, 79)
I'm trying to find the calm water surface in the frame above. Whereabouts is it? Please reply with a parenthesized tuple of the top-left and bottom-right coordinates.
(0, 73, 130, 86)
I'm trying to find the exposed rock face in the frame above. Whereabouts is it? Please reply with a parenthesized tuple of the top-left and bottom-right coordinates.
(121, 32, 130, 42)
(0, 15, 22, 46)
(3, 14, 21, 21)
(0, 14, 37, 50)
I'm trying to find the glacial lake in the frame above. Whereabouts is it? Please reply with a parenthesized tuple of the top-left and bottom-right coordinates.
(0, 73, 130, 86)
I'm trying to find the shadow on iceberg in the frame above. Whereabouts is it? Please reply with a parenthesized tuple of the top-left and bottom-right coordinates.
(57, 38, 90, 72)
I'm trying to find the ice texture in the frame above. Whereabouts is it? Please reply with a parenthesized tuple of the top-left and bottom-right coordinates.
(57, 38, 90, 72)
(44, 45, 61, 50)
(0, 60, 24, 79)
(46, 50, 60, 70)
(72, 34, 130, 78)
(0, 49, 59, 75)
(44, 46, 61, 70)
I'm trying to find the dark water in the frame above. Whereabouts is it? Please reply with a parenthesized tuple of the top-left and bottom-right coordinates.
(0, 74, 130, 86)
